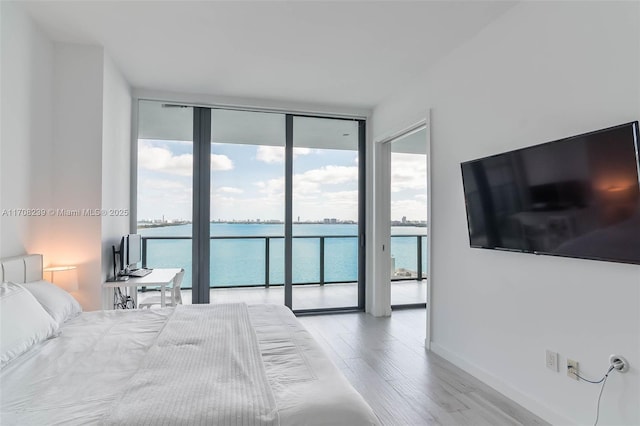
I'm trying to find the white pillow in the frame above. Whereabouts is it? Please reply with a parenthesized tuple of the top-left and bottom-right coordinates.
(22, 280, 82, 326)
(1, 282, 59, 368)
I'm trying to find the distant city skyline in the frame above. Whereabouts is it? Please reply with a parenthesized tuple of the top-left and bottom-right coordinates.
(138, 217, 426, 226)
(137, 140, 427, 223)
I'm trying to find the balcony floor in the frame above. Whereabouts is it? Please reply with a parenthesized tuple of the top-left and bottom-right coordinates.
(139, 280, 426, 310)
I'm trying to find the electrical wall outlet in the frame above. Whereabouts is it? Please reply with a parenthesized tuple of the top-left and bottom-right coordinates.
(609, 354, 630, 373)
(567, 359, 579, 380)
(546, 350, 558, 372)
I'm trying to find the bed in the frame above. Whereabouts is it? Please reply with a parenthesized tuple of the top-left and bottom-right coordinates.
(0, 254, 379, 425)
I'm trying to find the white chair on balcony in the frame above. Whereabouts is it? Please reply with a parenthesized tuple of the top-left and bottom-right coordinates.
(138, 268, 185, 309)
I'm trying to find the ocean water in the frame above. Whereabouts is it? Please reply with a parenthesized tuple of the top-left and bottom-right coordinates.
(139, 223, 427, 288)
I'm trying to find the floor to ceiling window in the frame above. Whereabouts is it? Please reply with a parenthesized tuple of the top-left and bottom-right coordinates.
(209, 109, 286, 304)
(136, 100, 365, 312)
(291, 116, 364, 310)
(136, 101, 194, 304)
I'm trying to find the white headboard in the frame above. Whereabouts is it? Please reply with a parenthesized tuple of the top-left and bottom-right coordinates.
(0, 254, 43, 283)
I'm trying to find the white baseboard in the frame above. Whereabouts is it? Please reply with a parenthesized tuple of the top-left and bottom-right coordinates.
(430, 342, 574, 425)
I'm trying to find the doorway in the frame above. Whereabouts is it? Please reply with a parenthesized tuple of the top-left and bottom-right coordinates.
(372, 115, 431, 348)
(389, 127, 428, 308)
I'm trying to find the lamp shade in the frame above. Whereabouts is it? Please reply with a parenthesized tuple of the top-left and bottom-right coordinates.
(44, 266, 79, 292)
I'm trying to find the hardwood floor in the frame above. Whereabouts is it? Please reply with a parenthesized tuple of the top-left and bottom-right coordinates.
(159, 280, 426, 308)
(297, 309, 548, 426)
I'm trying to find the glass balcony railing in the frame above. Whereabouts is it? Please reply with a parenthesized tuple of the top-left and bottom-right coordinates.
(141, 234, 426, 289)
(390, 235, 428, 280)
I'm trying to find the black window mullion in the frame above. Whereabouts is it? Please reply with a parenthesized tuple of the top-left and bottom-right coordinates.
(192, 107, 211, 304)
(284, 115, 293, 309)
(358, 120, 366, 310)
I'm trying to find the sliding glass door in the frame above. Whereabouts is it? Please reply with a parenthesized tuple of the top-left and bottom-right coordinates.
(136, 100, 194, 304)
(209, 109, 286, 304)
(136, 100, 365, 312)
(291, 116, 364, 310)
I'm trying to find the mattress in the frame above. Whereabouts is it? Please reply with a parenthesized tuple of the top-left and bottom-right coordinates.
(0, 303, 379, 425)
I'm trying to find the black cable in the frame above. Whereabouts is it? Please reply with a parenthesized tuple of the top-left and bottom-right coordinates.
(593, 372, 611, 426)
(113, 287, 135, 309)
(573, 365, 614, 384)
(570, 365, 615, 426)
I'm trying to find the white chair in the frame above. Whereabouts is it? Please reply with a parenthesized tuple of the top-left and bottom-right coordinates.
(138, 269, 185, 308)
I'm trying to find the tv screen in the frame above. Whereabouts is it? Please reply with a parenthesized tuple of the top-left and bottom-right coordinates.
(461, 121, 640, 265)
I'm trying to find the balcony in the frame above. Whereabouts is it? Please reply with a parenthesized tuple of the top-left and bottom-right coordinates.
(139, 234, 427, 307)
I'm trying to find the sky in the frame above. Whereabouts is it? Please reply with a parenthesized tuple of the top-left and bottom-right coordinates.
(137, 139, 427, 223)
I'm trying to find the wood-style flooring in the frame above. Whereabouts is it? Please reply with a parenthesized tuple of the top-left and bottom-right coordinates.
(297, 309, 549, 426)
(157, 280, 426, 308)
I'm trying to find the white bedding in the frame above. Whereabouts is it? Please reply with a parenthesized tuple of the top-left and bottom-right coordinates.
(0, 303, 379, 426)
(104, 304, 279, 425)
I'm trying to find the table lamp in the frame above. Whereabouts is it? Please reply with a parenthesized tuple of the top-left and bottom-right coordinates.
(43, 265, 79, 292)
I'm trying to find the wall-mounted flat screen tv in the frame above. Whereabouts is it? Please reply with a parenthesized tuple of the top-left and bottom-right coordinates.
(460, 121, 640, 265)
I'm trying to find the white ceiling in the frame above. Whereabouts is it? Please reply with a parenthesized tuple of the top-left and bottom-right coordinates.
(21, 1, 516, 109)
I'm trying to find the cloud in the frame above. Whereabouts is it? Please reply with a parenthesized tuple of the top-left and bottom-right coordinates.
(391, 198, 427, 222)
(140, 178, 187, 191)
(139, 143, 193, 176)
(298, 165, 358, 185)
(256, 178, 284, 197)
(324, 190, 358, 206)
(256, 146, 284, 163)
(217, 186, 244, 194)
(138, 141, 233, 175)
(211, 154, 233, 171)
(391, 153, 426, 192)
(255, 146, 312, 164)
(255, 164, 358, 200)
(210, 194, 285, 221)
(291, 165, 357, 196)
(293, 179, 321, 196)
(137, 178, 192, 220)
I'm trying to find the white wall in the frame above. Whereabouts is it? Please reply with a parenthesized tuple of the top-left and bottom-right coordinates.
(49, 44, 105, 310)
(101, 55, 132, 308)
(50, 45, 133, 311)
(0, 1, 54, 258)
(373, 2, 640, 425)
(1, 3, 132, 310)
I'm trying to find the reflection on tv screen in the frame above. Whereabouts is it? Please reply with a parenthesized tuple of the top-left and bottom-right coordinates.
(461, 122, 640, 265)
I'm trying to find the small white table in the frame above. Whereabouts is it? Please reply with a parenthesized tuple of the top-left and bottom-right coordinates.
(103, 268, 182, 308)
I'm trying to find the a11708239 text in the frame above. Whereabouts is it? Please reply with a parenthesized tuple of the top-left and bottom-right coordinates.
(1, 208, 129, 217)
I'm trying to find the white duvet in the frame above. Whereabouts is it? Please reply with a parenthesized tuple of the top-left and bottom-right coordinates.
(0, 303, 379, 426)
